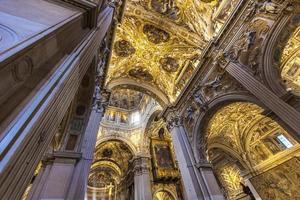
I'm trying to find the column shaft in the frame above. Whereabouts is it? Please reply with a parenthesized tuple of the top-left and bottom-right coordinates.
(66, 108, 104, 199)
(168, 119, 224, 200)
(133, 157, 153, 200)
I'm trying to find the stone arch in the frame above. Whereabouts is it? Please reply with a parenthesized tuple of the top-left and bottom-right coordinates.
(192, 92, 264, 162)
(107, 77, 170, 107)
(96, 137, 138, 156)
(194, 99, 299, 199)
(262, 7, 300, 96)
(153, 189, 177, 200)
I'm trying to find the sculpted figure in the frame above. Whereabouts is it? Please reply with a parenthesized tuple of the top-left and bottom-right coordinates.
(193, 89, 208, 111)
(259, 0, 279, 14)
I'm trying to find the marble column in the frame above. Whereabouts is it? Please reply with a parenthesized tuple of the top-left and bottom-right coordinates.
(167, 115, 224, 200)
(132, 157, 153, 200)
(66, 104, 106, 199)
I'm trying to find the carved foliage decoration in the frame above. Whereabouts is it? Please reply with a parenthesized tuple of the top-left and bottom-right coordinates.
(153, 191, 175, 200)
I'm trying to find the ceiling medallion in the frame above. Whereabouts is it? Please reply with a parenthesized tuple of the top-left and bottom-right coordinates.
(128, 67, 153, 82)
(143, 24, 170, 44)
(159, 56, 179, 72)
(114, 40, 136, 57)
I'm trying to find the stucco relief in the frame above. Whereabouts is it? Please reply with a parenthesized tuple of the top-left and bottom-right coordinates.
(225, 17, 272, 76)
(250, 157, 300, 200)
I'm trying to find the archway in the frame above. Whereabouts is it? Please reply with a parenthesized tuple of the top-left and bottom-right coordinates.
(204, 102, 300, 200)
(263, 9, 300, 95)
(106, 77, 170, 107)
(153, 190, 176, 200)
(86, 140, 134, 200)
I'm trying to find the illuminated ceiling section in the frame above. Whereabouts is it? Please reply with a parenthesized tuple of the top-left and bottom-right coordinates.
(109, 88, 144, 110)
(106, 0, 237, 103)
(281, 26, 300, 95)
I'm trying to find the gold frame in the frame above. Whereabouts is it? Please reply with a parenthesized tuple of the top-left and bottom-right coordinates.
(151, 138, 179, 180)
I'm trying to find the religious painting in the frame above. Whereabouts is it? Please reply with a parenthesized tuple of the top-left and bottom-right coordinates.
(151, 139, 179, 181)
(154, 144, 174, 168)
(250, 157, 300, 200)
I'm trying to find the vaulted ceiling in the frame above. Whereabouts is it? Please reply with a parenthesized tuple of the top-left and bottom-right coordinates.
(106, 0, 238, 104)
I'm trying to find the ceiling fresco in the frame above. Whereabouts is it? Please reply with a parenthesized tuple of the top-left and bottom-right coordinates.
(106, 0, 238, 103)
(109, 88, 144, 110)
(94, 140, 133, 174)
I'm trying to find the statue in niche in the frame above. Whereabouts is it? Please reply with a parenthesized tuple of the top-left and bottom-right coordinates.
(185, 105, 197, 139)
(263, 138, 281, 154)
(185, 105, 195, 122)
(251, 144, 268, 164)
(158, 128, 165, 139)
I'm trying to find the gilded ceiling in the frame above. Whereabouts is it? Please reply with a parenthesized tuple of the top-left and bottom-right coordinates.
(106, 0, 238, 103)
(281, 26, 300, 95)
(94, 140, 133, 174)
(206, 102, 296, 168)
(206, 102, 298, 200)
(109, 88, 144, 110)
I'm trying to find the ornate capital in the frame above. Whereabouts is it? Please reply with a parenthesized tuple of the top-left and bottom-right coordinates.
(132, 157, 150, 176)
(166, 111, 184, 131)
